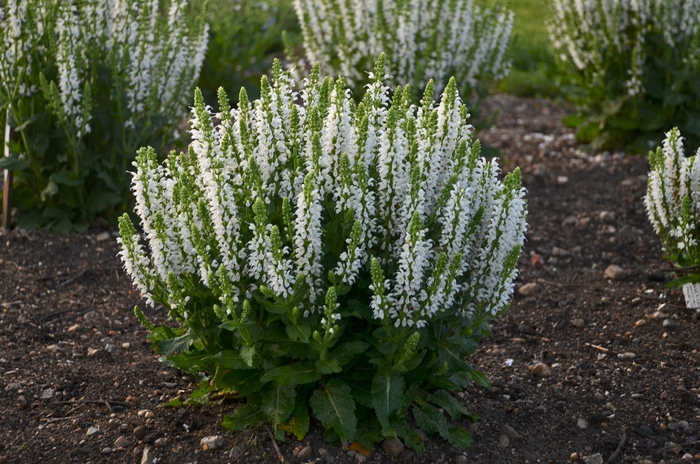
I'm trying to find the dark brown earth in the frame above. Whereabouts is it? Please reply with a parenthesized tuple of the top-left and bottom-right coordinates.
(2, 94, 699, 464)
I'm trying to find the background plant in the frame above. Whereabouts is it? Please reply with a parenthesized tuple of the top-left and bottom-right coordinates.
(192, 0, 299, 106)
(645, 127, 700, 287)
(118, 57, 527, 450)
(548, 0, 700, 153)
(289, 0, 513, 118)
(0, 0, 208, 231)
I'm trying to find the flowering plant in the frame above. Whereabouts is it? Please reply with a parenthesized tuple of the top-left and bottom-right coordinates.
(119, 57, 527, 449)
(548, 0, 700, 152)
(645, 128, 700, 287)
(0, 0, 208, 231)
(289, 0, 513, 114)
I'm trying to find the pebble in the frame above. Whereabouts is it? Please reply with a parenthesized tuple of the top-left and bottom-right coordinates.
(297, 445, 313, 460)
(650, 311, 670, 320)
(529, 362, 551, 378)
(563, 215, 579, 227)
(114, 436, 131, 449)
(518, 282, 540, 297)
(523, 451, 538, 461)
(640, 425, 653, 437)
(663, 319, 676, 329)
(6, 382, 22, 391)
(145, 411, 155, 419)
(582, 453, 603, 464)
(101, 447, 112, 455)
(604, 264, 626, 280)
(619, 352, 637, 360)
(201, 435, 224, 451)
(631, 393, 643, 399)
(500, 424, 520, 439)
(381, 438, 404, 458)
(593, 392, 605, 402)
(599, 211, 615, 222)
(105, 344, 117, 353)
(665, 441, 682, 454)
(499, 435, 510, 448)
(86, 426, 100, 436)
(557, 176, 569, 185)
(46, 344, 60, 353)
(552, 246, 569, 257)
(137, 409, 150, 417)
(570, 452, 579, 460)
(67, 324, 80, 332)
(318, 447, 334, 463)
(577, 418, 588, 429)
(122, 342, 131, 349)
(41, 388, 55, 399)
(87, 348, 98, 356)
(398, 449, 414, 461)
(141, 446, 157, 464)
(682, 453, 694, 460)
(571, 318, 585, 328)
(456, 456, 469, 464)
(134, 425, 147, 440)
(154, 437, 167, 447)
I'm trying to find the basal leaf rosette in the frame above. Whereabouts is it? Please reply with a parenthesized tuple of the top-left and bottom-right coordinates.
(645, 127, 700, 287)
(118, 56, 527, 450)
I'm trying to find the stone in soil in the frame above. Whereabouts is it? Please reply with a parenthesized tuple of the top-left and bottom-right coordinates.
(456, 456, 469, 464)
(500, 424, 520, 439)
(141, 446, 157, 464)
(154, 437, 167, 447)
(581, 453, 603, 464)
(41, 388, 55, 399)
(318, 447, 334, 462)
(599, 211, 615, 222)
(571, 318, 585, 328)
(200, 435, 224, 451)
(133, 425, 146, 440)
(296, 445, 313, 460)
(604, 264, 626, 280)
(577, 418, 588, 429)
(86, 426, 100, 436)
(518, 282, 540, 297)
(529, 362, 551, 377)
(499, 435, 510, 448)
(101, 447, 112, 455)
(114, 436, 131, 449)
(593, 392, 605, 403)
(381, 438, 404, 458)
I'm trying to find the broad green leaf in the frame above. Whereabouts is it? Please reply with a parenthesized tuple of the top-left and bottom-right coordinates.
(260, 361, 320, 385)
(427, 390, 469, 420)
(212, 350, 247, 370)
(0, 155, 30, 170)
(222, 403, 265, 431)
(160, 397, 184, 407)
(278, 400, 310, 440)
(561, 115, 586, 128)
(155, 332, 193, 355)
(353, 415, 382, 450)
(240, 344, 256, 367)
(345, 376, 372, 407)
(219, 369, 263, 396)
(328, 341, 369, 367)
(467, 367, 491, 388)
(371, 371, 405, 428)
(315, 357, 342, 375)
(309, 379, 356, 445)
(412, 404, 472, 449)
(286, 322, 311, 343)
(261, 382, 296, 427)
(51, 170, 84, 186)
(575, 123, 600, 143)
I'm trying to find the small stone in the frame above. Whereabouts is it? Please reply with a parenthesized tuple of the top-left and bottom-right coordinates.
(631, 393, 643, 399)
(499, 434, 510, 448)
(114, 436, 131, 449)
(105, 344, 117, 353)
(141, 446, 157, 464)
(570, 452, 579, 460)
(665, 441, 682, 454)
(67, 324, 80, 332)
(229, 446, 244, 459)
(101, 447, 112, 455)
(599, 211, 615, 222)
(200, 435, 224, 451)
(620, 352, 637, 360)
(523, 451, 538, 461)
(518, 282, 540, 297)
(397, 449, 413, 461)
(96, 231, 111, 242)
(529, 362, 551, 378)
(6, 382, 22, 391)
(593, 392, 605, 403)
(46, 344, 60, 353)
(577, 418, 588, 429)
(297, 445, 313, 460)
(144, 411, 155, 419)
(500, 424, 520, 439)
(318, 447, 335, 463)
(582, 453, 603, 464)
(86, 426, 100, 436)
(456, 456, 469, 464)
(552, 247, 569, 257)
(682, 453, 694, 461)
(663, 319, 676, 328)
(530, 254, 545, 269)
(557, 176, 569, 185)
(650, 311, 670, 320)
(87, 347, 98, 356)
(604, 265, 626, 280)
(134, 425, 147, 440)
(563, 215, 580, 227)
(571, 318, 585, 328)
(121, 342, 131, 350)
(640, 425, 653, 437)
(381, 438, 404, 458)
(41, 388, 55, 399)
(154, 437, 167, 447)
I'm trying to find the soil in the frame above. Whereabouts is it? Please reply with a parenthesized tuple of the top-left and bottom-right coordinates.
(2, 94, 699, 464)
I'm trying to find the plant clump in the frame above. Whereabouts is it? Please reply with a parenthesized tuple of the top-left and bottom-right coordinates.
(548, 0, 700, 152)
(645, 127, 700, 287)
(118, 56, 527, 450)
(0, 0, 208, 231)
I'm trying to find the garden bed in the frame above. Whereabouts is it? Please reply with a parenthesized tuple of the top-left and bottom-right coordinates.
(1, 95, 697, 464)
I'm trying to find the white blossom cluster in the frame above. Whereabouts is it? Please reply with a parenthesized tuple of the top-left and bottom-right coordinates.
(645, 128, 700, 262)
(291, 0, 513, 96)
(0, 0, 208, 136)
(119, 59, 527, 330)
(548, 0, 700, 97)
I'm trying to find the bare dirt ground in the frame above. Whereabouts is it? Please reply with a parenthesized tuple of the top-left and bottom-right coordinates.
(1, 94, 698, 464)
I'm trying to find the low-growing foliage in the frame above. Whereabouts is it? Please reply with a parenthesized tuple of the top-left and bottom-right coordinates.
(645, 128, 700, 287)
(119, 57, 527, 450)
(289, 0, 513, 117)
(548, 0, 700, 153)
(0, 0, 208, 231)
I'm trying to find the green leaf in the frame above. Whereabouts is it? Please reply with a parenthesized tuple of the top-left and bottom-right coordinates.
(309, 379, 356, 446)
(427, 390, 469, 420)
(160, 396, 184, 407)
(0, 155, 30, 170)
(260, 361, 320, 385)
(328, 341, 369, 367)
(278, 399, 310, 440)
(412, 404, 473, 449)
(286, 322, 311, 343)
(467, 367, 491, 388)
(345, 376, 373, 408)
(51, 170, 84, 186)
(315, 357, 342, 375)
(575, 123, 600, 143)
(212, 350, 247, 370)
(561, 115, 586, 128)
(219, 369, 263, 396)
(222, 402, 265, 431)
(85, 190, 121, 214)
(261, 382, 296, 427)
(155, 332, 193, 355)
(371, 371, 405, 428)
(353, 414, 382, 450)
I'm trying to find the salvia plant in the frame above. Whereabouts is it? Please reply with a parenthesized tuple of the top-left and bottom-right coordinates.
(548, 0, 700, 152)
(645, 128, 700, 287)
(118, 57, 527, 450)
(0, 0, 208, 231)
(289, 0, 513, 117)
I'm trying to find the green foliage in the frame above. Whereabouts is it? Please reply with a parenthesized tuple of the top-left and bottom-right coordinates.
(120, 59, 527, 450)
(548, 0, 700, 153)
(0, 0, 208, 231)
